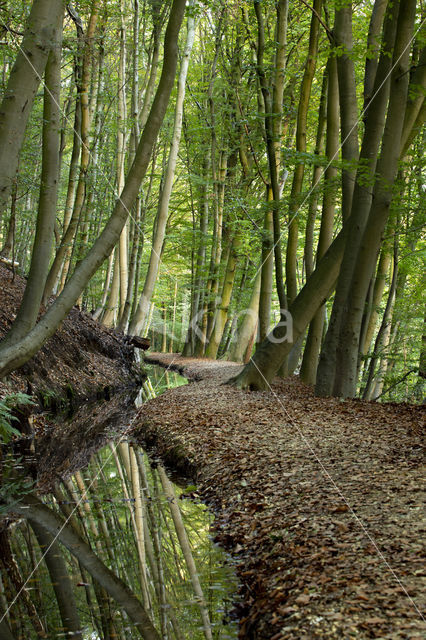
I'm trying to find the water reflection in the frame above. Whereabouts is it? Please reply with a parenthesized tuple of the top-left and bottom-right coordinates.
(1, 367, 238, 640)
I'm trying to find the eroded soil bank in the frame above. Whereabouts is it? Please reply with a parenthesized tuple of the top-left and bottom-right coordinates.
(132, 352, 425, 640)
(0, 262, 142, 487)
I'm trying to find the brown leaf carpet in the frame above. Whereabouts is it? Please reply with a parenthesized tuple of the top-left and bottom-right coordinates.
(132, 352, 425, 640)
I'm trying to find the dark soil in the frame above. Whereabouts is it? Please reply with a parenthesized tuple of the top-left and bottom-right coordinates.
(133, 352, 425, 640)
(0, 262, 143, 487)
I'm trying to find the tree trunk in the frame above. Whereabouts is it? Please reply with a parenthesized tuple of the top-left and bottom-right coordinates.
(254, 0, 288, 312)
(333, 3, 359, 221)
(102, 249, 120, 327)
(285, 0, 323, 305)
(300, 56, 339, 384)
(30, 521, 83, 639)
(117, 0, 129, 324)
(228, 270, 261, 362)
(258, 187, 274, 343)
(315, 0, 400, 396)
(228, 225, 347, 389)
(183, 153, 210, 355)
(333, 0, 416, 398)
(362, 240, 398, 399)
(360, 242, 392, 357)
(43, 1, 99, 301)
(129, 9, 196, 335)
(304, 68, 327, 279)
(0, 6, 63, 348)
(205, 232, 241, 359)
(0, 0, 63, 214)
(0, 178, 17, 259)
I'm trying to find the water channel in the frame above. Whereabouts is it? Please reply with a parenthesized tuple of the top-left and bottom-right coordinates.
(3, 365, 239, 639)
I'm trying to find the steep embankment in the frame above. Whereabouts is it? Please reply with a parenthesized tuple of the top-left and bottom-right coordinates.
(0, 262, 143, 487)
(133, 352, 425, 640)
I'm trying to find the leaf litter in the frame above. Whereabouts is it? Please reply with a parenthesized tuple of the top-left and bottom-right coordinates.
(132, 352, 425, 640)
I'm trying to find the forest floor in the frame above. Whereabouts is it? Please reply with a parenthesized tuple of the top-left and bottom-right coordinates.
(133, 352, 425, 640)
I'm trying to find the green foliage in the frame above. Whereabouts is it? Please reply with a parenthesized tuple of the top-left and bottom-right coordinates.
(0, 392, 34, 443)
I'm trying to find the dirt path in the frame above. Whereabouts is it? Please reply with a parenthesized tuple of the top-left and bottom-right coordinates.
(133, 352, 425, 640)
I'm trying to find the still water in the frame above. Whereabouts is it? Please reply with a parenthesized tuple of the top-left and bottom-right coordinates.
(3, 364, 239, 639)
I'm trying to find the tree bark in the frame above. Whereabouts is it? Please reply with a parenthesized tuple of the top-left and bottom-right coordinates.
(285, 0, 323, 305)
(300, 56, 339, 385)
(228, 270, 261, 362)
(205, 231, 241, 359)
(333, 3, 359, 221)
(129, 9, 196, 335)
(258, 187, 274, 343)
(1, 5, 63, 347)
(0, 0, 64, 214)
(253, 0, 288, 312)
(333, 0, 416, 397)
(31, 521, 83, 639)
(315, 0, 400, 396)
(43, 1, 99, 301)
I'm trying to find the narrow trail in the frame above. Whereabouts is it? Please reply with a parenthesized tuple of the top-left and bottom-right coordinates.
(133, 352, 425, 640)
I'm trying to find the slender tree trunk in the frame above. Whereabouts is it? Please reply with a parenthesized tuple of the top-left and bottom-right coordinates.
(102, 249, 120, 327)
(363, 240, 398, 399)
(119, 1, 142, 331)
(304, 69, 327, 279)
(129, 10, 196, 335)
(43, 1, 99, 301)
(0, 0, 63, 214)
(117, 0, 129, 324)
(30, 521, 83, 639)
(1, 7, 63, 347)
(228, 270, 261, 362)
(258, 187, 274, 343)
(183, 153, 210, 355)
(360, 243, 392, 357)
(205, 232, 241, 359)
(0, 177, 17, 258)
(333, 3, 359, 221)
(157, 466, 213, 640)
(254, 0, 288, 312)
(285, 0, 323, 305)
(300, 57, 339, 384)
(204, 152, 228, 347)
